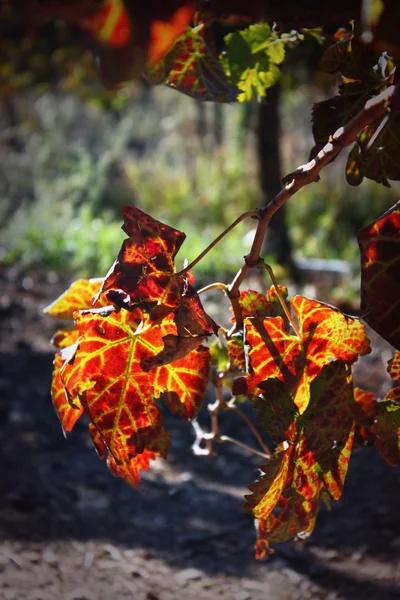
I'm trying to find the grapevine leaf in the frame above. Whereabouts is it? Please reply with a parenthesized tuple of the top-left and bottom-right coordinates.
(354, 386, 400, 466)
(96, 206, 217, 362)
(311, 32, 397, 186)
(44, 278, 106, 319)
(52, 346, 83, 436)
(358, 201, 400, 349)
(388, 351, 400, 380)
(146, 25, 238, 102)
(154, 345, 211, 420)
(228, 337, 246, 371)
(107, 451, 155, 488)
(88, 423, 171, 488)
(245, 361, 356, 549)
(61, 307, 210, 465)
(223, 23, 298, 102)
(210, 339, 230, 373)
(238, 295, 370, 413)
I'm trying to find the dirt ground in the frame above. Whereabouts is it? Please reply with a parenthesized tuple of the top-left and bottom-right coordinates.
(1, 270, 400, 600)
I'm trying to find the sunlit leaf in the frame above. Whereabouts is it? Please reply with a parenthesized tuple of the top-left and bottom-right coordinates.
(44, 278, 105, 320)
(237, 295, 370, 413)
(147, 25, 238, 102)
(52, 349, 84, 435)
(358, 201, 400, 349)
(61, 307, 210, 465)
(96, 205, 217, 363)
(223, 24, 302, 102)
(244, 361, 356, 549)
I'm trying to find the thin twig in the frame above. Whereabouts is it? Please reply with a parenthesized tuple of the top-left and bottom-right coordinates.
(262, 263, 301, 339)
(177, 210, 257, 276)
(198, 282, 228, 295)
(226, 402, 272, 458)
(217, 435, 271, 460)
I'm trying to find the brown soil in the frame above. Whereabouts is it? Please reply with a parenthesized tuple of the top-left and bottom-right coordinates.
(1, 272, 399, 600)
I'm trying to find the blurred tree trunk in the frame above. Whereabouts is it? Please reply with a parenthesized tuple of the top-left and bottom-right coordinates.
(257, 83, 299, 281)
(213, 103, 223, 147)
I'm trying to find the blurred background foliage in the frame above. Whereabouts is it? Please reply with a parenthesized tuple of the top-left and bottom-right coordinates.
(1, 63, 399, 297)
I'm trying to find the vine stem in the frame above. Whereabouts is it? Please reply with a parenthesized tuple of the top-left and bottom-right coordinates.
(191, 377, 271, 461)
(226, 401, 272, 458)
(227, 83, 398, 331)
(262, 263, 301, 339)
(177, 210, 257, 276)
(198, 282, 228, 295)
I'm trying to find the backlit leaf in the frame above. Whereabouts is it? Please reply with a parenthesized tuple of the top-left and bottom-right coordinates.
(223, 24, 302, 102)
(44, 278, 105, 320)
(238, 295, 370, 413)
(358, 201, 400, 349)
(61, 307, 210, 465)
(244, 361, 356, 550)
(52, 349, 83, 435)
(146, 25, 238, 102)
(96, 205, 217, 363)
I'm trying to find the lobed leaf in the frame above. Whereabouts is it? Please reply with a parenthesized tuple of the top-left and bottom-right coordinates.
(44, 278, 106, 320)
(146, 25, 238, 102)
(245, 361, 356, 551)
(61, 307, 210, 465)
(96, 206, 217, 364)
(358, 201, 400, 349)
(238, 295, 369, 413)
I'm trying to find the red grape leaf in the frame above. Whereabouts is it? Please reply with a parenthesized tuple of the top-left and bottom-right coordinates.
(96, 206, 217, 363)
(88, 422, 171, 488)
(358, 201, 400, 349)
(237, 295, 370, 413)
(44, 278, 106, 320)
(388, 351, 400, 380)
(154, 345, 210, 420)
(231, 286, 289, 322)
(61, 307, 210, 465)
(52, 347, 84, 436)
(244, 361, 356, 550)
(146, 25, 238, 102)
(228, 337, 246, 371)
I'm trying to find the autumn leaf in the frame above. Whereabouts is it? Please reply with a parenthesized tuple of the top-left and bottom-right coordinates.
(354, 386, 400, 467)
(235, 295, 370, 413)
(44, 278, 106, 320)
(358, 201, 400, 349)
(52, 345, 84, 436)
(96, 205, 217, 363)
(311, 32, 397, 186)
(88, 422, 171, 488)
(61, 306, 210, 465)
(146, 24, 238, 102)
(245, 361, 356, 551)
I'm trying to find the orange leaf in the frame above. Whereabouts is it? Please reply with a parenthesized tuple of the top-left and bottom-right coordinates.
(96, 206, 217, 362)
(148, 5, 194, 65)
(245, 361, 356, 548)
(61, 307, 210, 466)
(51, 339, 83, 436)
(241, 295, 370, 413)
(44, 278, 106, 320)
